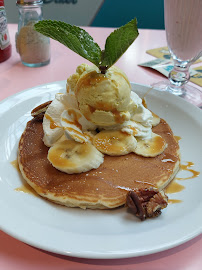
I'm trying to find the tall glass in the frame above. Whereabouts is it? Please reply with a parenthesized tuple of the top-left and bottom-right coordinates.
(153, 0, 202, 105)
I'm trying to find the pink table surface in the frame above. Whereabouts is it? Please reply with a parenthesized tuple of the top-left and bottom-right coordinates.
(0, 24, 202, 270)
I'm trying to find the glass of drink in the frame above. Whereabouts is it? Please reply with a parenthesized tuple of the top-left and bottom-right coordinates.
(153, 0, 202, 105)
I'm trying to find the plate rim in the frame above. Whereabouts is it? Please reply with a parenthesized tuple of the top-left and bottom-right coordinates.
(0, 81, 201, 259)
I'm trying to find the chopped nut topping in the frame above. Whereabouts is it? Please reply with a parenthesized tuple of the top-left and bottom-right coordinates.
(126, 188, 168, 221)
(31, 101, 52, 120)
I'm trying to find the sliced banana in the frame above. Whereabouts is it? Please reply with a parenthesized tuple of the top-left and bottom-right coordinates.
(134, 132, 167, 157)
(60, 109, 88, 143)
(43, 96, 66, 147)
(150, 111, 160, 127)
(83, 131, 95, 143)
(60, 109, 96, 143)
(93, 130, 137, 156)
(48, 140, 104, 174)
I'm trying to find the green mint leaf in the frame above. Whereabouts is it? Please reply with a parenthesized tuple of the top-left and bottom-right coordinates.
(34, 20, 102, 67)
(101, 18, 139, 68)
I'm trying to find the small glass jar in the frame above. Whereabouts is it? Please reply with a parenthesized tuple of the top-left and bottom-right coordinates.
(16, 0, 50, 67)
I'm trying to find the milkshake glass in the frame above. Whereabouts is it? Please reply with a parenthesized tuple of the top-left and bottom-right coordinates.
(153, 0, 202, 105)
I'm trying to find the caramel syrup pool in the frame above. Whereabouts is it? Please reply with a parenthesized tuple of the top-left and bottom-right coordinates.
(164, 135, 200, 204)
(165, 159, 200, 203)
(11, 146, 200, 202)
(11, 159, 38, 197)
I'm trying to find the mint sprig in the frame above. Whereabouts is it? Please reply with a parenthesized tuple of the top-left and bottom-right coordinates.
(35, 18, 139, 73)
(101, 18, 139, 68)
(35, 20, 102, 66)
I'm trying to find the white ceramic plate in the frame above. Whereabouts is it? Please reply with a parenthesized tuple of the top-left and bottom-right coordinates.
(0, 82, 201, 259)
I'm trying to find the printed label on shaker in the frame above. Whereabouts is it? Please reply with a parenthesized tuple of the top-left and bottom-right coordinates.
(0, 7, 10, 50)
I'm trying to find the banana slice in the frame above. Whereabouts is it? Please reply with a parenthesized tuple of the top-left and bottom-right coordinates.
(151, 111, 160, 127)
(93, 130, 137, 156)
(134, 132, 167, 157)
(43, 96, 66, 147)
(83, 131, 95, 143)
(48, 140, 104, 174)
(60, 109, 96, 143)
(60, 109, 88, 143)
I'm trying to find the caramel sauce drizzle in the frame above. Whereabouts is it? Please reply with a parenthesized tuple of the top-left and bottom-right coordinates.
(165, 160, 200, 204)
(168, 199, 182, 204)
(93, 102, 126, 124)
(64, 126, 84, 137)
(95, 101, 113, 111)
(76, 71, 108, 93)
(62, 111, 85, 142)
(12, 127, 200, 206)
(84, 132, 94, 143)
(140, 96, 189, 204)
(142, 98, 147, 108)
(62, 117, 83, 134)
(126, 125, 138, 136)
(64, 126, 86, 142)
(45, 114, 60, 129)
(88, 103, 126, 124)
(66, 85, 70, 93)
(112, 109, 126, 124)
(88, 105, 96, 114)
(94, 138, 125, 153)
(48, 146, 75, 168)
(176, 162, 200, 180)
(94, 131, 129, 154)
(48, 141, 89, 169)
(15, 183, 38, 197)
(174, 136, 182, 143)
(165, 180, 185, 194)
(11, 160, 38, 197)
(145, 135, 166, 156)
(67, 109, 82, 130)
(10, 159, 20, 172)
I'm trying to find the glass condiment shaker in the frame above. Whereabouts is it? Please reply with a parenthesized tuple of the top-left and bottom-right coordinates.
(0, 0, 12, 63)
(16, 0, 50, 67)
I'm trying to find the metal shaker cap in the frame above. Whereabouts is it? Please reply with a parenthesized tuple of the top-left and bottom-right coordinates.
(16, 0, 43, 5)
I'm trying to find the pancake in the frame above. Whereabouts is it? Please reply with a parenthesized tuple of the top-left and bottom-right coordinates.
(18, 117, 180, 209)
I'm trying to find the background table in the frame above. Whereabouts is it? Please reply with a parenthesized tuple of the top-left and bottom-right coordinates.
(0, 24, 201, 270)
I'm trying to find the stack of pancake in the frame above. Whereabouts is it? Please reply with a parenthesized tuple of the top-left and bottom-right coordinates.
(18, 107, 180, 209)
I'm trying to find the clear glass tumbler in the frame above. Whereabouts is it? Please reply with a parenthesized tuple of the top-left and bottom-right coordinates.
(16, 0, 50, 67)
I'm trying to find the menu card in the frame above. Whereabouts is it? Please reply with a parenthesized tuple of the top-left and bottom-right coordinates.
(138, 46, 202, 87)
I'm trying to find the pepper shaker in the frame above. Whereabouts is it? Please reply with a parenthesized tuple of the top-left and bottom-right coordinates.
(16, 0, 50, 67)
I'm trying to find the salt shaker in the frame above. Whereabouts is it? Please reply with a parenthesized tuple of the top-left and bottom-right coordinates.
(16, 0, 50, 67)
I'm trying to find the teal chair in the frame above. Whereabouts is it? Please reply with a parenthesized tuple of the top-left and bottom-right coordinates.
(91, 0, 165, 29)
